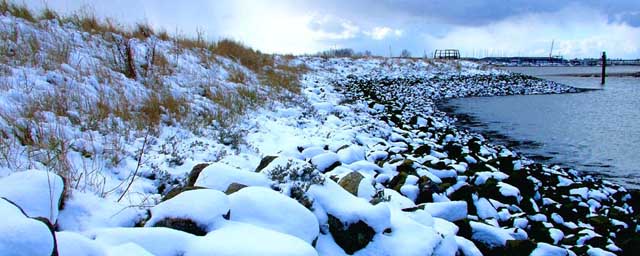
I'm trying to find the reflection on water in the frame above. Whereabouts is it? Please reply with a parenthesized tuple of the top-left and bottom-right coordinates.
(441, 66, 640, 189)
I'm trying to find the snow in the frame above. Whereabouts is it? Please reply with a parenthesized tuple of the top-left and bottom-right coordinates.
(0, 170, 64, 223)
(57, 191, 145, 231)
(228, 186, 319, 243)
(455, 236, 482, 256)
(354, 207, 442, 256)
(145, 189, 229, 231)
(106, 243, 154, 256)
(337, 145, 366, 164)
(570, 187, 589, 199)
(498, 182, 522, 202)
(185, 221, 317, 256)
(0, 199, 55, 256)
(530, 242, 573, 256)
(56, 231, 107, 256)
(307, 179, 391, 232)
(549, 228, 564, 244)
(419, 201, 468, 222)
(470, 221, 514, 249)
(87, 227, 195, 256)
(311, 152, 340, 172)
(475, 197, 498, 219)
(194, 162, 271, 191)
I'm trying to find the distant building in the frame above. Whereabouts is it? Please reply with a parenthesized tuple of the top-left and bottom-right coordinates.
(434, 49, 460, 59)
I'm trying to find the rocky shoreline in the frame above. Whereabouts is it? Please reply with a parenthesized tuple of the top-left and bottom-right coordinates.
(329, 72, 639, 255)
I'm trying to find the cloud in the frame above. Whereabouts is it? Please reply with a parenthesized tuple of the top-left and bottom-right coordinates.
(365, 27, 403, 40)
(424, 5, 640, 58)
(18, 0, 640, 58)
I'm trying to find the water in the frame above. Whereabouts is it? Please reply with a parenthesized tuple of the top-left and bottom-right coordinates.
(440, 66, 640, 189)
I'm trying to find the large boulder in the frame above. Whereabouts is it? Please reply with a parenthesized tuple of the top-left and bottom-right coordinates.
(87, 227, 196, 256)
(145, 189, 229, 236)
(0, 198, 57, 256)
(228, 187, 319, 243)
(307, 180, 390, 254)
(194, 163, 271, 191)
(185, 221, 317, 256)
(0, 170, 65, 223)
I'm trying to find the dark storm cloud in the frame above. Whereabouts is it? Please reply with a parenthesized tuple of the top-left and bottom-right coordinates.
(300, 0, 640, 27)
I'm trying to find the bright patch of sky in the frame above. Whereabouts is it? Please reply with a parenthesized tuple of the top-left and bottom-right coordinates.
(20, 0, 640, 58)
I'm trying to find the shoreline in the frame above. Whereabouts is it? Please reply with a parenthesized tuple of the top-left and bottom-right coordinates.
(339, 72, 639, 254)
(435, 97, 638, 192)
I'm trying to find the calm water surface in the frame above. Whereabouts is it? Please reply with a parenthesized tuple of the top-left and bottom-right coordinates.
(441, 66, 640, 189)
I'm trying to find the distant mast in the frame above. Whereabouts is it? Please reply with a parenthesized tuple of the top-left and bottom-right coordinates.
(549, 40, 555, 59)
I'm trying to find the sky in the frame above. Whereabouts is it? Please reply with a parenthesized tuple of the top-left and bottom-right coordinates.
(18, 0, 640, 59)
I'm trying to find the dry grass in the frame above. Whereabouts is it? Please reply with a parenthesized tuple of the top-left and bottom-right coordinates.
(212, 39, 273, 72)
(132, 22, 155, 40)
(1, 0, 36, 22)
(227, 66, 247, 84)
(261, 68, 301, 94)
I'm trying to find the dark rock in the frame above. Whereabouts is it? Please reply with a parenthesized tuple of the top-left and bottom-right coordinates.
(413, 144, 431, 156)
(616, 228, 640, 256)
(449, 184, 477, 215)
(338, 172, 365, 196)
(224, 183, 247, 194)
(585, 235, 608, 248)
(327, 214, 375, 255)
(161, 186, 205, 202)
(443, 142, 463, 160)
(504, 239, 536, 256)
(503, 170, 536, 200)
(152, 217, 207, 236)
(588, 216, 613, 235)
(570, 245, 589, 255)
(415, 176, 440, 204)
(255, 155, 278, 172)
(33, 217, 58, 256)
(527, 221, 553, 244)
(187, 163, 210, 186)
(467, 138, 481, 154)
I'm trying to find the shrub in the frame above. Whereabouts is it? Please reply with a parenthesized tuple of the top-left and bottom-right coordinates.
(266, 160, 325, 209)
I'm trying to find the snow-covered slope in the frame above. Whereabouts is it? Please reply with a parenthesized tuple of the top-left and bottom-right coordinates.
(0, 9, 637, 256)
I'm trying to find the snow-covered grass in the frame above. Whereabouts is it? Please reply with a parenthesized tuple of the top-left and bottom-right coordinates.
(0, 6, 306, 202)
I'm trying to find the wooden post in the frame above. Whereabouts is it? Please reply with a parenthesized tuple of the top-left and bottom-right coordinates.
(601, 51, 606, 85)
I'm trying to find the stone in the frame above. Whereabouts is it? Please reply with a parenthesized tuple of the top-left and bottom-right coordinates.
(327, 214, 375, 255)
(152, 218, 207, 236)
(254, 155, 278, 172)
(338, 172, 365, 196)
(224, 183, 247, 195)
(187, 163, 210, 187)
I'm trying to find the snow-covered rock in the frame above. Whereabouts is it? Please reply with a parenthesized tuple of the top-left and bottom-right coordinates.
(469, 221, 514, 250)
(87, 227, 196, 256)
(414, 201, 468, 222)
(0, 198, 57, 256)
(194, 163, 271, 191)
(228, 187, 319, 243)
(185, 221, 317, 256)
(145, 189, 229, 235)
(0, 170, 65, 223)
